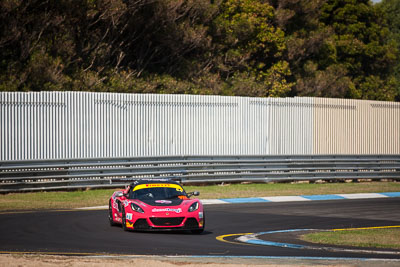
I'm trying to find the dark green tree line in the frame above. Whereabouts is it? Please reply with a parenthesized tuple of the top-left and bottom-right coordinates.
(0, 0, 399, 101)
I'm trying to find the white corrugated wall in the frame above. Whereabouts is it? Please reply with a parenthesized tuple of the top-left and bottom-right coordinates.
(267, 97, 314, 154)
(0, 92, 399, 160)
(313, 97, 400, 154)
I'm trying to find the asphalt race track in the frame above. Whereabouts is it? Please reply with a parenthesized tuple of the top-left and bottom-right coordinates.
(1, 198, 400, 260)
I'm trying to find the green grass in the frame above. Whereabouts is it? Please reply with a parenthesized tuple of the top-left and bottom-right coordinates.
(0, 181, 399, 211)
(184, 181, 400, 199)
(0, 189, 117, 211)
(301, 228, 400, 249)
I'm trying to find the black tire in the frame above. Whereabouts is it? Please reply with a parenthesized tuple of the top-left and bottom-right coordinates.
(191, 214, 205, 234)
(121, 209, 128, 231)
(109, 201, 117, 227)
(191, 229, 204, 234)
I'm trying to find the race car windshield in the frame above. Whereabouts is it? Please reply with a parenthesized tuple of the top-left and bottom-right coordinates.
(129, 185, 187, 200)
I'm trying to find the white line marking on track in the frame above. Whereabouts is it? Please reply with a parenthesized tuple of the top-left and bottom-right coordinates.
(337, 193, 388, 199)
(75, 205, 108, 210)
(76, 192, 400, 210)
(200, 199, 228, 205)
(260, 196, 311, 202)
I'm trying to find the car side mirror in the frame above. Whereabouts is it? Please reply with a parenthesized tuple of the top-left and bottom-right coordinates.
(115, 192, 124, 197)
(188, 191, 200, 197)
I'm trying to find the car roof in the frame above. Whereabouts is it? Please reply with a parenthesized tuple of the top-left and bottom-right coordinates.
(129, 179, 181, 188)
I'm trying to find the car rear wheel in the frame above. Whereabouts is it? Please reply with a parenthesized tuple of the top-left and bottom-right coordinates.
(109, 201, 117, 227)
(121, 209, 128, 231)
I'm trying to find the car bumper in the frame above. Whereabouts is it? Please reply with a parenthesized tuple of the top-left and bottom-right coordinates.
(126, 216, 204, 231)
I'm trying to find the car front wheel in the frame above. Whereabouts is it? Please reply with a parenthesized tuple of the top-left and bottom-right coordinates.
(191, 215, 205, 234)
(191, 229, 204, 234)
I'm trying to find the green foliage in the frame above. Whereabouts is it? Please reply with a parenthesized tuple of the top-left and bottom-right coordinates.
(0, 0, 398, 101)
(380, 0, 400, 101)
(1, 182, 399, 211)
(211, 0, 291, 97)
(319, 0, 398, 100)
(302, 228, 400, 249)
(296, 62, 354, 97)
(271, 0, 352, 97)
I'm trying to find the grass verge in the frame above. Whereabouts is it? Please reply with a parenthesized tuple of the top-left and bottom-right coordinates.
(301, 227, 400, 249)
(0, 181, 399, 211)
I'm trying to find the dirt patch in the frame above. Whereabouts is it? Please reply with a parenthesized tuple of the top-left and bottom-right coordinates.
(0, 254, 349, 267)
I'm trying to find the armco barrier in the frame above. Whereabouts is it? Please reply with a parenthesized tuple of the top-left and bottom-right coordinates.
(1, 155, 399, 193)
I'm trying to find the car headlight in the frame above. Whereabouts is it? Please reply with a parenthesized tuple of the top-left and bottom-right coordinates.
(188, 202, 199, 212)
(131, 203, 144, 213)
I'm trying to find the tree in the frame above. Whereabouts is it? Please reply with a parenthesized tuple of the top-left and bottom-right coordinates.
(0, 0, 217, 92)
(380, 0, 400, 100)
(210, 0, 292, 97)
(268, 0, 351, 97)
(0, 0, 398, 101)
(319, 0, 398, 100)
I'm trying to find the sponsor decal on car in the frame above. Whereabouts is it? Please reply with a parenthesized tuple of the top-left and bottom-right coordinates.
(126, 213, 133, 220)
(122, 200, 130, 207)
(155, 200, 172, 204)
(151, 208, 182, 213)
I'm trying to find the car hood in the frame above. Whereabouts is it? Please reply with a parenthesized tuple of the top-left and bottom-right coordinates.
(139, 198, 184, 206)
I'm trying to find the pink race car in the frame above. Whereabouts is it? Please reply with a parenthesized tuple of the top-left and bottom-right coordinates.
(108, 179, 205, 234)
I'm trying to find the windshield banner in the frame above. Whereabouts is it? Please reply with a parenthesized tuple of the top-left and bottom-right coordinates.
(133, 183, 183, 192)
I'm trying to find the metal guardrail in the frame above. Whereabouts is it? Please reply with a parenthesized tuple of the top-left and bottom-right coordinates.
(1, 155, 399, 193)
